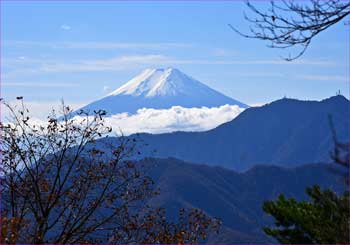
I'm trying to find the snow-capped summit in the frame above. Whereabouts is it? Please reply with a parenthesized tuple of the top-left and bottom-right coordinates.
(77, 68, 248, 115)
(109, 68, 189, 97)
(108, 67, 221, 98)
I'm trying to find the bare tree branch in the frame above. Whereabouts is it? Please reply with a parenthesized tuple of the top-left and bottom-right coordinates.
(231, 0, 350, 60)
(0, 99, 220, 244)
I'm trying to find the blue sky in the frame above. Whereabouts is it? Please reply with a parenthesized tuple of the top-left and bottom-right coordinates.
(1, 1, 349, 116)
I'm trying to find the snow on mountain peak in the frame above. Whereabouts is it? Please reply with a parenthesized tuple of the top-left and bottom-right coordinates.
(108, 67, 198, 97)
(77, 67, 248, 115)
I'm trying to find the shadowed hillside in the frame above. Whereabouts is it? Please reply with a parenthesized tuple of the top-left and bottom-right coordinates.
(142, 157, 345, 243)
(129, 95, 350, 171)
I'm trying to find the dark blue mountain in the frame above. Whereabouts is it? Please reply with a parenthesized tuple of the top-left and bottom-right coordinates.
(142, 157, 344, 243)
(129, 95, 350, 171)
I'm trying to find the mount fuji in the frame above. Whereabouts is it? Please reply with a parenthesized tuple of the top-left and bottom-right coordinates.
(77, 68, 248, 115)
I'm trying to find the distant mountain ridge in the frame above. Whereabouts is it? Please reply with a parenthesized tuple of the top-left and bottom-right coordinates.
(124, 95, 350, 171)
(77, 68, 248, 115)
(143, 157, 344, 243)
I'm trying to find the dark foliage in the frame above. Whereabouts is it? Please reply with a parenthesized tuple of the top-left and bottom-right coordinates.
(263, 186, 349, 244)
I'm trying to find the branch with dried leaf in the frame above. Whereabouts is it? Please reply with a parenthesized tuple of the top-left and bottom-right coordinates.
(231, 0, 350, 60)
(0, 98, 220, 244)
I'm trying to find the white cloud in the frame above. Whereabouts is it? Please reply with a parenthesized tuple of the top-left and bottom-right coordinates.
(38, 55, 170, 72)
(188, 58, 333, 66)
(2, 41, 337, 67)
(4, 40, 191, 50)
(211, 48, 238, 57)
(2, 104, 244, 135)
(2, 82, 78, 88)
(297, 75, 348, 82)
(73, 105, 244, 135)
(4, 51, 335, 76)
(103, 85, 111, 93)
(60, 42, 191, 49)
(60, 25, 72, 31)
(207, 71, 347, 82)
(1, 100, 86, 120)
(32, 55, 336, 73)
